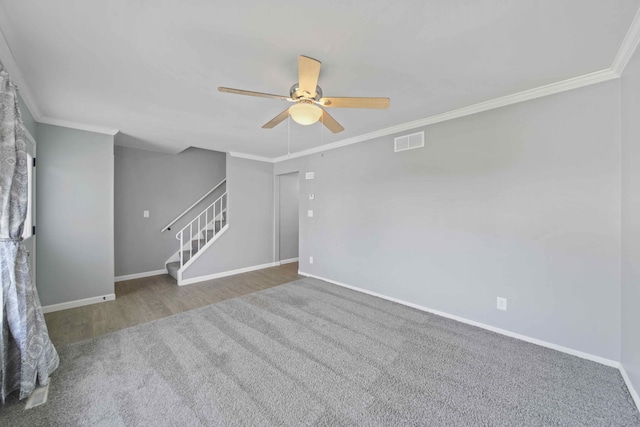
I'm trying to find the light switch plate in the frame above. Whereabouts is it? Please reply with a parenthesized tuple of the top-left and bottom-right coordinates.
(305, 172, 315, 180)
(307, 210, 314, 217)
(143, 210, 149, 218)
(309, 194, 315, 200)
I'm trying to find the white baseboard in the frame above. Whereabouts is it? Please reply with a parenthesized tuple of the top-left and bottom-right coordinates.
(179, 262, 279, 286)
(277, 257, 299, 265)
(298, 271, 620, 369)
(115, 269, 167, 282)
(620, 364, 640, 411)
(41, 294, 116, 314)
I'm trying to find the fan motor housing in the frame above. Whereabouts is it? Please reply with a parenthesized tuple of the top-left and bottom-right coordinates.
(290, 83, 322, 101)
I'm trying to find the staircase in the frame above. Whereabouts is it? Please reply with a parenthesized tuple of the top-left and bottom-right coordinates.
(166, 217, 226, 279)
(165, 190, 228, 284)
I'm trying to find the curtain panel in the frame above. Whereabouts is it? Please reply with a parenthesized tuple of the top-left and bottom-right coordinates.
(0, 65, 58, 402)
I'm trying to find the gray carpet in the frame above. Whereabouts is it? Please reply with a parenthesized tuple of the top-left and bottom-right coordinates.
(1, 277, 638, 426)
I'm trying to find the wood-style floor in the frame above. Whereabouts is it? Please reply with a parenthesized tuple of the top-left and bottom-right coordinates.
(44, 262, 301, 347)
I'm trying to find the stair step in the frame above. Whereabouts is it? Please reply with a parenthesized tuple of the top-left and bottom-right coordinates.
(181, 247, 203, 262)
(168, 219, 228, 282)
(166, 261, 180, 280)
(203, 220, 226, 240)
(191, 239, 206, 251)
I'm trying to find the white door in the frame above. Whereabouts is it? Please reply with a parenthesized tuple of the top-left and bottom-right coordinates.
(22, 135, 36, 287)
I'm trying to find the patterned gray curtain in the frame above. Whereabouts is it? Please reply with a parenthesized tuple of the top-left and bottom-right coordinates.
(0, 65, 58, 402)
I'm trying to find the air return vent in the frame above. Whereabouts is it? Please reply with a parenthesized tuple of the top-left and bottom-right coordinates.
(25, 384, 49, 409)
(394, 131, 424, 152)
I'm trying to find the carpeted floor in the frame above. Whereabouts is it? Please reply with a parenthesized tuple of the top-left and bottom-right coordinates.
(1, 277, 638, 426)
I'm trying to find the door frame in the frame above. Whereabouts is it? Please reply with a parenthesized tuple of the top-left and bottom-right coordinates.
(23, 128, 37, 288)
(273, 170, 300, 264)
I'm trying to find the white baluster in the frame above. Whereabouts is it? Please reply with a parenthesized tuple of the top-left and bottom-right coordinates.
(175, 192, 228, 270)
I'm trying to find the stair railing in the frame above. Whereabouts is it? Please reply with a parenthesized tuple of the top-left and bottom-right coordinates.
(176, 191, 228, 269)
(161, 178, 226, 233)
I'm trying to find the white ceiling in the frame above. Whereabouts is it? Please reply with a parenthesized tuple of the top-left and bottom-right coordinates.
(0, 1, 638, 158)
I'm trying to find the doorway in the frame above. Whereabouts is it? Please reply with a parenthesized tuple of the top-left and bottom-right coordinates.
(22, 134, 36, 287)
(277, 172, 299, 263)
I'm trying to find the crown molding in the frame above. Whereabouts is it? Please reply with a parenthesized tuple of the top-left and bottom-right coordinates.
(2, 2, 639, 158)
(24, 127, 36, 145)
(38, 116, 119, 136)
(1, 10, 119, 137)
(228, 151, 275, 163)
(0, 19, 42, 119)
(272, 68, 618, 163)
(611, 5, 640, 76)
(271, 8, 640, 163)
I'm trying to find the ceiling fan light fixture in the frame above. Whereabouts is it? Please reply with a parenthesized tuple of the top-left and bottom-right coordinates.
(289, 102, 322, 125)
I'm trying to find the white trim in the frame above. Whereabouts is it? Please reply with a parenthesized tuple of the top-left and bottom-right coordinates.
(24, 127, 36, 145)
(273, 69, 617, 163)
(0, 19, 42, 119)
(229, 151, 275, 163)
(273, 174, 278, 264)
(268, 12, 640, 163)
(41, 294, 116, 314)
(298, 271, 621, 369)
(2, 1, 639, 161)
(1, 20, 121, 136)
(612, 6, 640, 76)
(38, 116, 119, 136)
(115, 269, 167, 282)
(277, 257, 299, 265)
(620, 364, 640, 411)
(179, 262, 278, 286)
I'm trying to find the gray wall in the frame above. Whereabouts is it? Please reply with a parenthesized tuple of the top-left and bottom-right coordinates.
(621, 44, 640, 396)
(114, 145, 226, 276)
(277, 80, 622, 360)
(183, 156, 274, 279)
(278, 172, 299, 261)
(36, 123, 114, 306)
(17, 92, 36, 138)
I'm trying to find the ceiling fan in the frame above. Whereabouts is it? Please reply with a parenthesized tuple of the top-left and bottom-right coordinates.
(218, 55, 390, 133)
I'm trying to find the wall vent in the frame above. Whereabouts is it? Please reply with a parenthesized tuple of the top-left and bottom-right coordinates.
(25, 384, 49, 409)
(394, 131, 424, 152)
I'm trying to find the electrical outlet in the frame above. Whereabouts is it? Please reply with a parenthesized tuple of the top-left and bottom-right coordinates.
(307, 210, 314, 217)
(497, 297, 507, 311)
(309, 194, 315, 200)
(309, 256, 314, 264)
(305, 172, 315, 180)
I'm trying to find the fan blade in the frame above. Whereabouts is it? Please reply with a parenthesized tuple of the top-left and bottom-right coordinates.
(218, 87, 290, 101)
(298, 56, 321, 98)
(262, 108, 290, 129)
(320, 110, 344, 133)
(319, 97, 390, 109)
